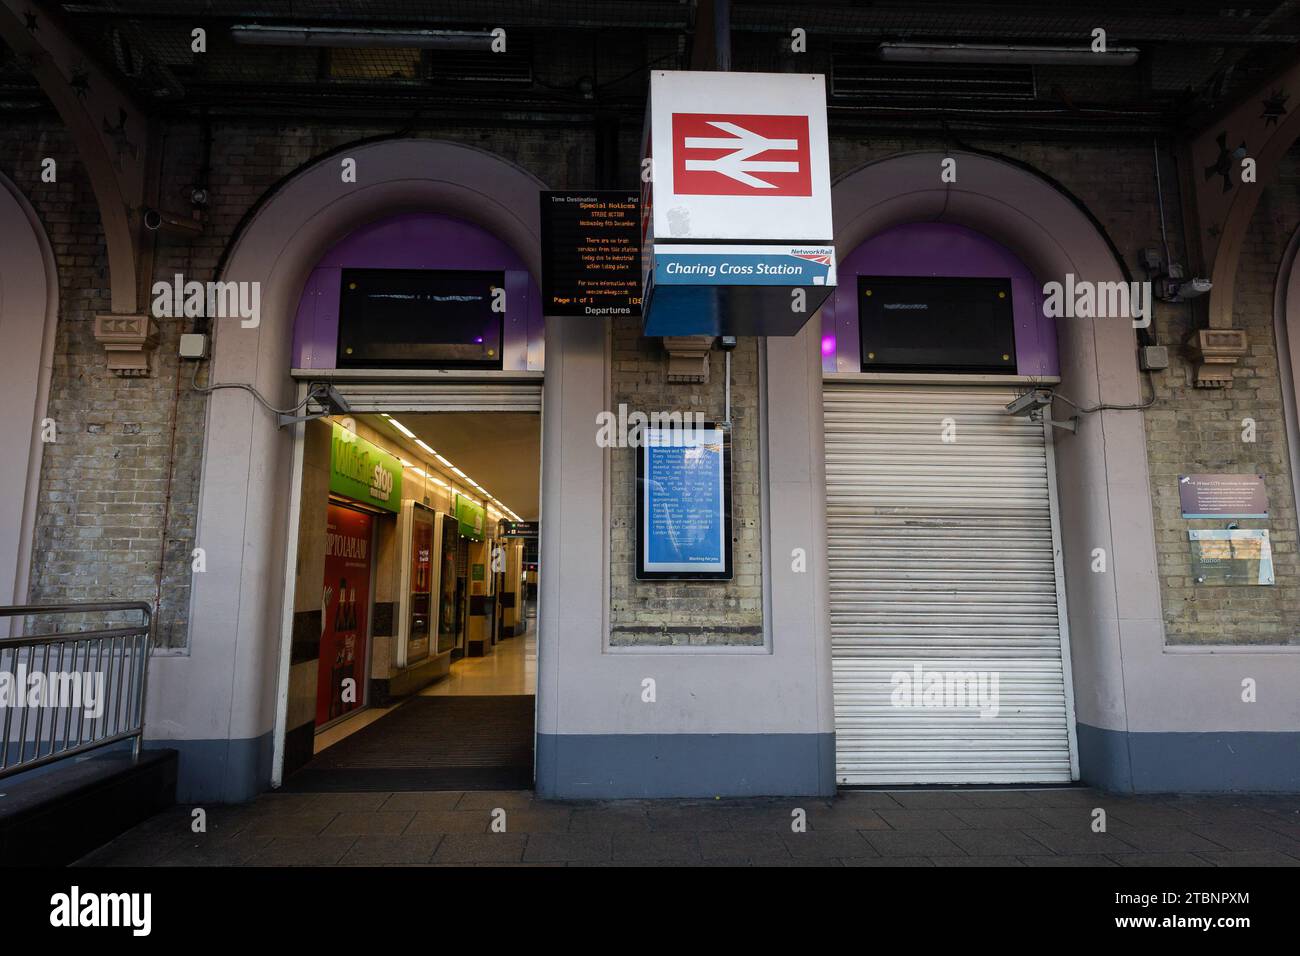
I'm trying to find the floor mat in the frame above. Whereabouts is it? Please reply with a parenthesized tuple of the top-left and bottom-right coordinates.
(285, 695, 534, 792)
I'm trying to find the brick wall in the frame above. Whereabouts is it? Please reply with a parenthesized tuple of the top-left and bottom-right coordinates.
(8, 109, 1299, 650)
(607, 323, 765, 646)
(0, 122, 203, 645)
(831, 133, 1300, 646)
(1147, 144, 1300, 644)
(999, 137, 1299, 645)
(4, 118, 595, 648)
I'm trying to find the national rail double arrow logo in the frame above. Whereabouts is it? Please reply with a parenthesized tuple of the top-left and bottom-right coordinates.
(672, 112, 812, 196)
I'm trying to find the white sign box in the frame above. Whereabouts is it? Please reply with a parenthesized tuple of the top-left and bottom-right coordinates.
(644, 70, 833, 243)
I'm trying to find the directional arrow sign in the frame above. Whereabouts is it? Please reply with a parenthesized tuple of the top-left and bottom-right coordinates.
(673, 112, 811, 196)
(681, 120, 801, 189)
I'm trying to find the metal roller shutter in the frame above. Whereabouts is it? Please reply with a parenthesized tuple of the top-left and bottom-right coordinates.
(331, 382, 542, 414)
(824, 382, 1076, 785)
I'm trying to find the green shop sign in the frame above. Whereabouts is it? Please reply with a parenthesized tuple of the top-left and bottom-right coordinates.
(329, 422, 403, 513)
(455, 494, 486, 541)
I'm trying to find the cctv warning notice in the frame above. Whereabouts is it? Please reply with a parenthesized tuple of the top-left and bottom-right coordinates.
(540, 191, 643, 317)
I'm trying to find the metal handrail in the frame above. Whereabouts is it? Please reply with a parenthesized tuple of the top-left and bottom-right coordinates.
(0, 602, 153, 780)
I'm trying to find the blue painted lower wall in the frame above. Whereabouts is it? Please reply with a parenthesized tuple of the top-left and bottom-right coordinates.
(165, 733, 274, 803)
(151, 726, 1299, 803)
(536, 732, 836, 798)
(1078, 723, 1300, 793)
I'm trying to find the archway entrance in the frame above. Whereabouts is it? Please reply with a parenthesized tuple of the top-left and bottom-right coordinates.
(822, 220, 1075, 784)
(267, 209, 546, 790)
(170, 139, 551, 800)
(0, 172, 59, 630)
(282, 399, 542, 791)
(823, 151, 1163, 787)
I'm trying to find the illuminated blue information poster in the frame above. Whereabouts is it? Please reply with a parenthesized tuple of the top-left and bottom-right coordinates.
(636, 423, 732, 580)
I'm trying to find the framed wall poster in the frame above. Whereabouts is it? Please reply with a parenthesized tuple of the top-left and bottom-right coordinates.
(636, 421, 733, 580)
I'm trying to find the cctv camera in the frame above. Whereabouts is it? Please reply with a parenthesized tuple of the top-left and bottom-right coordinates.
(1161, 276, 1212, 302)
(1005, 388, 1054, 417)
(312, 383, 351, 415)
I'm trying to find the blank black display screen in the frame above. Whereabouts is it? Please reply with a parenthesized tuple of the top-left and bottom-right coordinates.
(338, 268, 504, 369)
(858, 276, 1016, 373)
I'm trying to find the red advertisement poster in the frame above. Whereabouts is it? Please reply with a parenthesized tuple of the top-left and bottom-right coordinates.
(316, 503, 373, 726)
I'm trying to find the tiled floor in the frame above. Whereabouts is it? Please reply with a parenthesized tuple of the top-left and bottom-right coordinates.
(420, 623, 536, 697)
(313, 616, 537, 755)
(75, 788, 1300, 867)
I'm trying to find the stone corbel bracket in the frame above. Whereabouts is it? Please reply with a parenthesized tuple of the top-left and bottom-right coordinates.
(93, 314, 159, 377)
(662, 335, 713, 383)
(1188, 328, 1249, 388)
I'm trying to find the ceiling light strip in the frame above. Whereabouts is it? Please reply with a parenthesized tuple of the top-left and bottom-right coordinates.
(383, 414, 528, 523)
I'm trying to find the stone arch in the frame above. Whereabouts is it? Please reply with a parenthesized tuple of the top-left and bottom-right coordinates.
(820, 150, 1165, 787)
(1207, 83, 1300, 329)
(150, 138, 548, 801)
(0, 171, 59, 630)
(0, 8, 146, 314)
(1275, 222, 1300, 535)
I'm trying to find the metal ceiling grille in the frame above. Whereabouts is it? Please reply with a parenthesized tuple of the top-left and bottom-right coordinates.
(732, 1, 1300, 44)
(0, 38, 44, 112)
(426, 45, 534, 86)
(58, 2, 692, 29)
(318, 44, 534, 87)
(14, 1, 1299, 125)
(41, 3, 682, 115)
(832, 45, 1038, 101)
(732, 0, 1300, 125)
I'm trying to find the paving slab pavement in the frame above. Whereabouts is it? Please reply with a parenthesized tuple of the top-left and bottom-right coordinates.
(73, 788, 1300, 867)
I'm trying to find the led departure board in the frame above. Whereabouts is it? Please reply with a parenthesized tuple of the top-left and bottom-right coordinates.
(541, 191, 642, 317)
